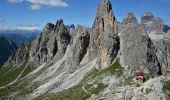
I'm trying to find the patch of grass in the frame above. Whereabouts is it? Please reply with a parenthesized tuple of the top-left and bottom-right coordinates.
(0, 64, 13, 76)
(0, 63, 34, 97)
(35, 84, 91, 100)
(163, 80, 170, 91)
(36, 83, 107, 100)
(101, 59, 123, 76)
(124, 76, 134, 85)
(0, 63, 34, 87)
(89, 59, 123, 79)
(85, 83, 107, 95)
(35, 59, 122, 100)
(17, 81, 38, 96)
(0, 65, 22, 87)
(20, 64, 34, 78)
(144, 74, 150, 81)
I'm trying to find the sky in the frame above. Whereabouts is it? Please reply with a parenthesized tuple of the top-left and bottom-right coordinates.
(0, 0, 170, 31)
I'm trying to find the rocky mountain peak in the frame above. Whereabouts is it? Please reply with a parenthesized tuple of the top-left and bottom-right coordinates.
(94, 0, 116, 36)
(46, 23, 55, 30)
(56, 19, 64, 26)
(141, 12, 165, 33)
(123, 12, 137, 24)
(141, 12, 155, 24)
(6, 43, 31, 66)
(89, 0, 119, 69)
(96, 0, 113, 18)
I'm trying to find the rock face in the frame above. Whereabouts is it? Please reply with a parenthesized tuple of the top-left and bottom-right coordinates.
(141, 12, 164, 33)
(6, 43, 31, 67)
(123, 12, 137, 24)
(154, 39, 170, 75)
(141, 12, 155, 24)
(30, 23, 55, 66)
(163, 25, 170, 33)
(72, 25, 90, 65)
(30, 20, 71, 66)
(120, 23, 162, 77)
(89, 0, 119, 69)
(53, 20, 71, 61)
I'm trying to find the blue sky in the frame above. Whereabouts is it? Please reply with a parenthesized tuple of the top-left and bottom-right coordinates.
(0, 0, 170, 30)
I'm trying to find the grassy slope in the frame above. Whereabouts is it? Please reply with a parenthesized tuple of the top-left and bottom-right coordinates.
(163, 80, 170, 91)
(35, 59, 123, 100)
(0, 62, 54, 98)
(0, 63, 34, 97)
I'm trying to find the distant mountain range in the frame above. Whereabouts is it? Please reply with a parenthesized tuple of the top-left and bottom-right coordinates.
(0, 30, 39, 47)
(0, 30, 39, 67)
(0, 36, 17, 67)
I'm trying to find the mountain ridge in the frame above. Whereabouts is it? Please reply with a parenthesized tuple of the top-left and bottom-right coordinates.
(0, 0, 170, 99)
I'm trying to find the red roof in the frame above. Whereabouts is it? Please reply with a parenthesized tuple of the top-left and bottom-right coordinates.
(134, 72, 144, 76)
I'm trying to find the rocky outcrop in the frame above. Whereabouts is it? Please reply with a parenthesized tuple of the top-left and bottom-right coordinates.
(6, 43, 31, 67)
(163, 25, 170, 33)
(123, 12, 137, 24)
(153, 39, 170, 75)
(72, 25, 90, 65)
(89, 0, 119, 69)
(53, 20, 71, 61)
(141, 12, 155, 24)
(119, 23, 162, 77)
(30, 20, 71, 66)
(30, 23, 55, 66)
(141, 12, 164, 33)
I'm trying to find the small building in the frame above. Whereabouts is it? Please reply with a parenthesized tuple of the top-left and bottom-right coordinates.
(134, 72, 144, 82)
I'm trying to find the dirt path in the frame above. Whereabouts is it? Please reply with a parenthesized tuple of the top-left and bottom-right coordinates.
(0, 59, 32, 89)
(82, 85, 95, 99)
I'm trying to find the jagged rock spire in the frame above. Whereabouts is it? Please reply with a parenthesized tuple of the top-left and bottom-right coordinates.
(96, 0, 113, 18)
(123, 12, 137, 24)
(89, 0, 119, 69)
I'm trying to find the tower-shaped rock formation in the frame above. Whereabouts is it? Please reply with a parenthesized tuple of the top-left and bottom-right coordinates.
(89, 0, 119, 69)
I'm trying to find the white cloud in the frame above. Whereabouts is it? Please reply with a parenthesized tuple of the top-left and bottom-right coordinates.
(8, 0, 23, 3)
(30, 4, 41, 10)
(0, 23, 41, 31)
(8, 0, 69, 10)
(16, 23, 41, 30)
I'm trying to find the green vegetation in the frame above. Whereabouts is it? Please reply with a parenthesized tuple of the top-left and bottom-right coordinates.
(124, 76, 134, 85)
(84, 83, 107, 95)
(89, 59, 123, 80)
(0, 63, 34, 97)
(36, 59, 123, 100)
(35, 85, 91, 100)
(0, 63, 33, 87)
(0, 76, 36, 97)
(20, 64, 34, 78)
(0, 64, 19, 87)
(16, 80, 38, 96)
(144, 74, 150, 81)
(163, 80, 170, 91)
(98, 59, 123, 76)
(0, 58, 123, 99)
(35, 82, 107, 100)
